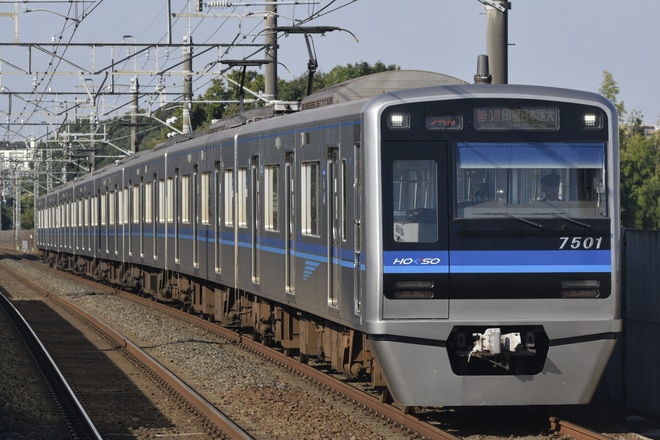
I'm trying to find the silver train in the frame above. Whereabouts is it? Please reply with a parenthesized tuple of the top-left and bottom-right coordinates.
(36, 70, 622, 406)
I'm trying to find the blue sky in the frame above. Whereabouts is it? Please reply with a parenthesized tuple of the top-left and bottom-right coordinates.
(0, 0, 658, 142)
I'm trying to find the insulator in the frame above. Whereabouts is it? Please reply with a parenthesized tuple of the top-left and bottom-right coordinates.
(207, 1, 233, 8)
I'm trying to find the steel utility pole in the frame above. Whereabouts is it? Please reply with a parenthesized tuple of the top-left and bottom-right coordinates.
(480, 0, 511, 84)
(130, 77, 139, 153)
(182, 35, 193, 134)
(264, 0, 278, 101)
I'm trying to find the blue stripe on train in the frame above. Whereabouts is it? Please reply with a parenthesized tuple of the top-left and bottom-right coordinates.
(383, 249, 611, 274)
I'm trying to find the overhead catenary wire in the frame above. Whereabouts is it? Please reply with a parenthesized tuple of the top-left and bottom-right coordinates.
(0, 0, 358, 145)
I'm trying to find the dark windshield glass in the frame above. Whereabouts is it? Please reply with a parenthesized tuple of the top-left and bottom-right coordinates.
(456, 142, 607, 219)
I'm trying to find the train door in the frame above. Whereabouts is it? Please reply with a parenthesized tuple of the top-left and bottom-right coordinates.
(97, 189, 103, 254)
(353, 143, 362, 315)
(128, 181, 133, 257)
(381, 140, 450, 318)
(102, 190, 108, 255)
(214, 161, 222, 275)
(174, 168, 180, 264)
(285, 152, 295, 294)
(193, 165, 199, 269)
(113, 186, 118, 256)
(153, 175, 158, 261)
(140, 178, 145, 258)
(251, 155, 261, 284)
(327, 147, 341, 308)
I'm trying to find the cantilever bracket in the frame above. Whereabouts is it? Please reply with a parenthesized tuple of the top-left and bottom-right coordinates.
(477, 0, 511, 12)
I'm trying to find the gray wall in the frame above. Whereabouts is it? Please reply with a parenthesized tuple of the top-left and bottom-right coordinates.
(0, 230, 36, 253)
(598, 229, 660, 416)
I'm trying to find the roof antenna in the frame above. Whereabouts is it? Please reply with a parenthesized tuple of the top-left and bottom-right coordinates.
(474, 54, 493, 84)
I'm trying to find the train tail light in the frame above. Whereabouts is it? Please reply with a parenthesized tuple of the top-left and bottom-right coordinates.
(391, 280, 434, 299)
(560, 279, 600, 298)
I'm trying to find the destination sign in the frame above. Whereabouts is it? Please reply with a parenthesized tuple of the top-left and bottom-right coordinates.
(474, 106, 559, 131)
(426, 113, 463, 131)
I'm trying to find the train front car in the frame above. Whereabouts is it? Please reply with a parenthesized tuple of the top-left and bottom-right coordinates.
(363, 84, 621, 406)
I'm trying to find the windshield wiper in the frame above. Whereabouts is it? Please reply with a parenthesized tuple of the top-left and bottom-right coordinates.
(473, 212, 544, 229)
(507, 214, 544, 229)
(554, 215, 592, 229)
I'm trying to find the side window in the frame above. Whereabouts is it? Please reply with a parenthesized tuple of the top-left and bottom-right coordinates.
(166, 178, 174, 223)
(132, 184, 140, 224)
(109, 191, 115, 225)
(118, 190, 124, 224)
(302, 161, 321, 236)
(237, 167, 248, 228)
(101, 194, 106, 226)
(144, 182, 153, 224)
(201, 172, 211, 225)
(224, 169, 234, 227)
(158, 180, 165, 223)
(181, 175, 190, 223)
(264, 165, 279, 231)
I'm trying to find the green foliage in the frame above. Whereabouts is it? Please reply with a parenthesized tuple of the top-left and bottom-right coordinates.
(602, 70, 660, 229)
(0, 202, 10, 230)
(279, 60, 399, 102)
(599, 70, 626, 122)
(324, 60, 399, 86)
(620, 131, 660, 229)
(20, 192, 33, 230)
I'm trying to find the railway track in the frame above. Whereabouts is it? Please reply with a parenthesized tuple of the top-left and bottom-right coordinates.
(0, 258, 251, 439)
(24, 259, 460, 439)
(549, 417, 614, 440)
(0, 287, 101, 439)
(2, 252, 657, 440)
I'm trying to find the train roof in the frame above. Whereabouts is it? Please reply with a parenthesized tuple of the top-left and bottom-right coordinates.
(300, 70, 468, 110)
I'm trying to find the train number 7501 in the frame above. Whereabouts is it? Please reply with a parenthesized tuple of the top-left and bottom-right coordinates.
(559, 236, 603, 250)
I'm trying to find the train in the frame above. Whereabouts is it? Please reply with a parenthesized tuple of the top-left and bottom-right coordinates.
(35, 69, 622, 406)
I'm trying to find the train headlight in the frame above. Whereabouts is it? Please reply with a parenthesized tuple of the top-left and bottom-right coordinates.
(387, 112, 410, 129)
(582, 112, 602, 129)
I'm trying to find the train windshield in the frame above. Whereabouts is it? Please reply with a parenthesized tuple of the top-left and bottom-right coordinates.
(455, 142, 607, 219)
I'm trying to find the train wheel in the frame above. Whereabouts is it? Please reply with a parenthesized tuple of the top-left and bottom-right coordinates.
(378, 387, 393, 404)
(298, 353, 310, 364)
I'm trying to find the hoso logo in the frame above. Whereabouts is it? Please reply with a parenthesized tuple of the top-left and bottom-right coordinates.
(392, 257, 441, 265)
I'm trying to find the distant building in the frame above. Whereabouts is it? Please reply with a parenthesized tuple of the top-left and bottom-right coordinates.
(641, 124, 658, 136)
(0, 141, 33, 173)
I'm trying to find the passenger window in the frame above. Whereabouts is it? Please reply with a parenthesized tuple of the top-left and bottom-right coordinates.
(264, 165, 279, 232)
(302, 161, 320, 236)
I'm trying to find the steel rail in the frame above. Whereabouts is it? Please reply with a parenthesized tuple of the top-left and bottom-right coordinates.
(549, 416, 614, 440)
(15, 256, 461, 439)
(0, 286, 103, 440)
(7, 267, 254, 440)
(97, 283, 463, 440)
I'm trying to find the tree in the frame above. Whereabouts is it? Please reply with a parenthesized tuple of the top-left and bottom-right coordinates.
(599, 70, 626, 122)
(278, 60, 399, 102)
(20, 192, 33, 230)
(323, 61, 399, 86)
(620, 131, 660, 228)
(599, 70, 660, 229)
(0, 201, 10, 230)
